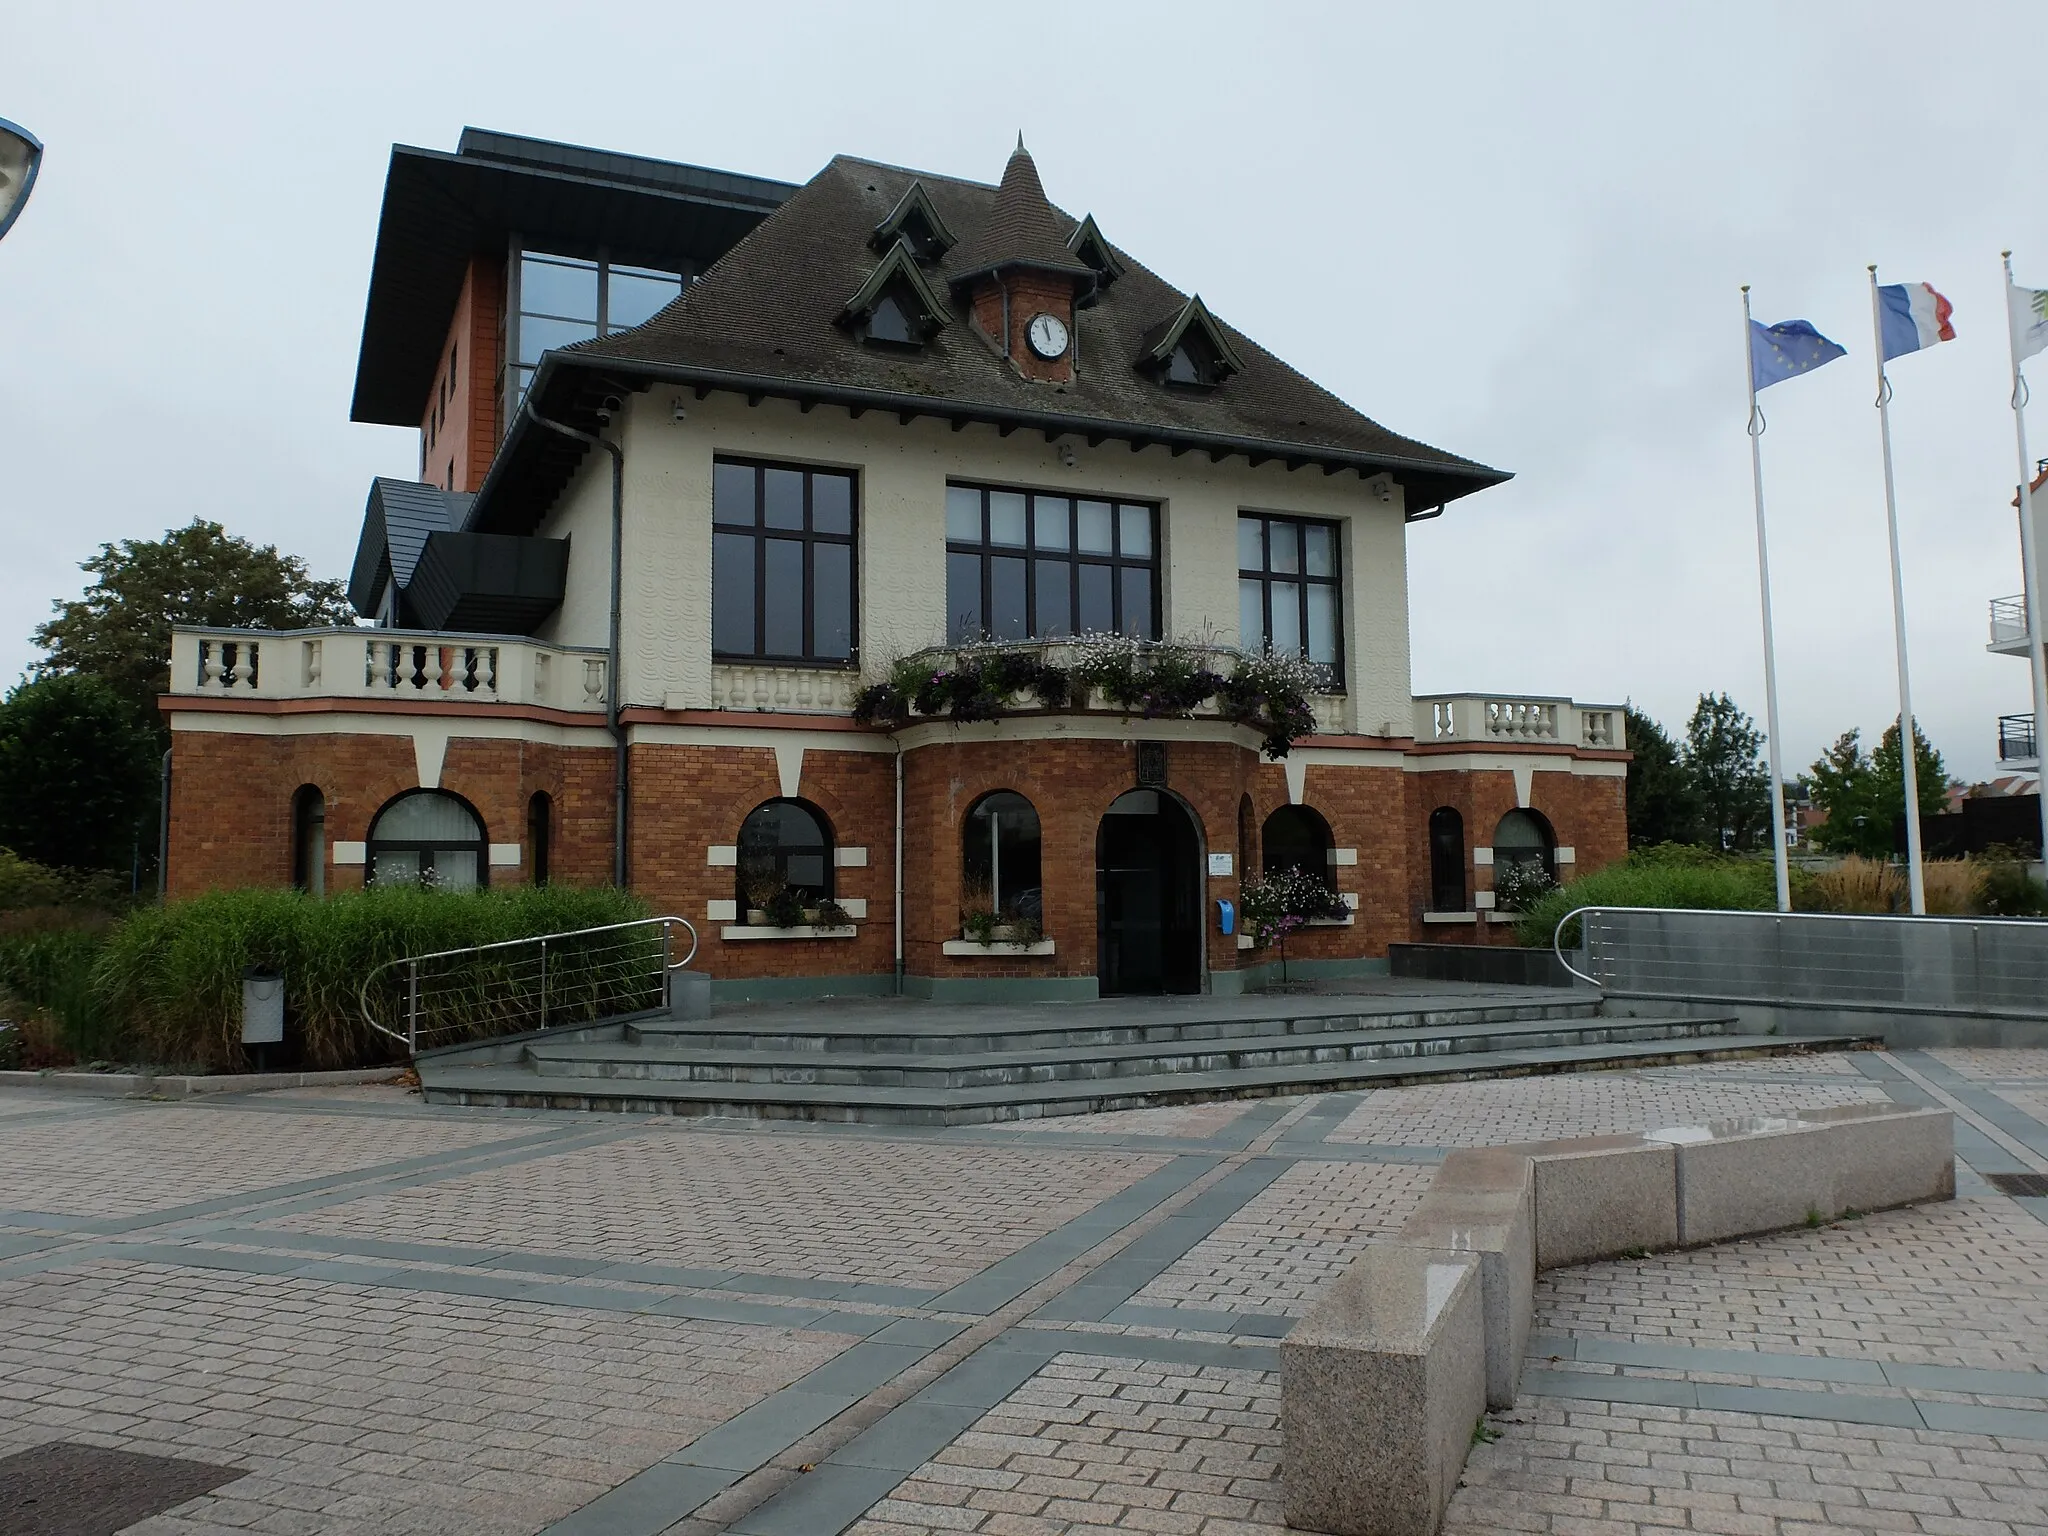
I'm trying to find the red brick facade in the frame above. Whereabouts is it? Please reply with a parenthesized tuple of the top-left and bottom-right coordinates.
(968, 271, 1080, 385)
(166, 708, 1628, 993)
(417, 255, 505, 495)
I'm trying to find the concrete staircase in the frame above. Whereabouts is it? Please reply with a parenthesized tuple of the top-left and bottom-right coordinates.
(415, 988, 1875, 1124)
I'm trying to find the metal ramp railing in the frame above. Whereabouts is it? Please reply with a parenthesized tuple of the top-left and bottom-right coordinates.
(360, 916, 698, 1055)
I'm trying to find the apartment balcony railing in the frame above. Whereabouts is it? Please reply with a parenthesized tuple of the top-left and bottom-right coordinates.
(1990, 595, 2031, 651)
(1416, 693, 1625, 751)
(1999, 712, 2039, 765)
(167, 626, 610, 712)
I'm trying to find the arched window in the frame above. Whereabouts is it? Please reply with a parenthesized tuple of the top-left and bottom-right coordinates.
(291, 786, 325, 897)
(367, 790, 487, 890)
(1261, 805, 1333, 880)
(1428, 807, 1465, 912)
(737, 799, 834, 909)
(527, 792, 552, 887)
(1493, 809, 1556, 881)
(964, 791, 1042, 920)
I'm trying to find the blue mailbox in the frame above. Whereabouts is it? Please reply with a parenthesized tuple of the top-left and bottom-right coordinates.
(1215, 898, 1235, 936)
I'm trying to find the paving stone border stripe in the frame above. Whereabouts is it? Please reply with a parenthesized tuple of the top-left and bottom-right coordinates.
(0, 1119, 620, 1246)
(1523, 1369, 2048, 1439)
(1897, 1048, 2048, 1162)
(1530, 1330, 2048, 1397)
(198, 1225, 947, 1308)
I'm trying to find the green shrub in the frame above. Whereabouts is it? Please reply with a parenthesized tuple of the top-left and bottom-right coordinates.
(94, 883, 649, 1071)
(1978, 858, 2048, 917)
(1513, 847, 1781, 948)
(0, 846, 131, 915)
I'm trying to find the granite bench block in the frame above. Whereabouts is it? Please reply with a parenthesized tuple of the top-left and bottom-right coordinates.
(1400, 1149, 1533, 1410)
(1802, 1105, 1954, 1213)
(1282, 1245, 1485, 1536)
(1666, 1106, 1956, 1245)
(1529, 1138, 1678, 1268)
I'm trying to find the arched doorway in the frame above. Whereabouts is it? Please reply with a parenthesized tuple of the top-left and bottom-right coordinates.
(1096, 789, 1202, 996)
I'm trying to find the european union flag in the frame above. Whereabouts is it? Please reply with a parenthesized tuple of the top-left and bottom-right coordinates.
(1750, 319, 1846, 391)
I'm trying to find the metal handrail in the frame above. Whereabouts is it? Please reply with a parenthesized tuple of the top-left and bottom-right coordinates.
(1551, 902, 2048, 989)
(360, 915, 698, 1054)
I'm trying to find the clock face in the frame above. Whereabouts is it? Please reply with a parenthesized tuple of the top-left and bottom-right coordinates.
(1026, 312, 1069, 360)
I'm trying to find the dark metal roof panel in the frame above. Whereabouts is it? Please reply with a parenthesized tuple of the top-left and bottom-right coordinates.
(347, 478, 468, 615)
(349, 132, 796, 427)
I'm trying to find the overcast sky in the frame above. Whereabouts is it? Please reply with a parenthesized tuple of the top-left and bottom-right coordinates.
(3, 2, 2045, 781)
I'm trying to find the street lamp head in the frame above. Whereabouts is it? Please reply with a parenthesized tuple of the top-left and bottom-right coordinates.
(0, 118, 44, 243)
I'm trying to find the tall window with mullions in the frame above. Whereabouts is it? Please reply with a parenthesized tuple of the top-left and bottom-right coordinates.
(945, 483, 1158, 644)
(1238, 513, 1342, 680)
(503, 248, 687, 429)
(712, 459, 857, 664)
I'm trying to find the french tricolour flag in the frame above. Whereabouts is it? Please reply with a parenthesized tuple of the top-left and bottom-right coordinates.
(1877, 282, 1956, 361)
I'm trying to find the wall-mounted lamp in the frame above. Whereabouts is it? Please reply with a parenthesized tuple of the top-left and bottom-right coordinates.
(0, 118, 44, 243)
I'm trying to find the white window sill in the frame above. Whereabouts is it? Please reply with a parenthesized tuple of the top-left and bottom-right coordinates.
(942, 939, 1056, 957)
(1423, 911, 1480, 925)
(1307, 915, 1354, 928)
(1486, 911, 1522, 924)
(721, 925, 858, 941)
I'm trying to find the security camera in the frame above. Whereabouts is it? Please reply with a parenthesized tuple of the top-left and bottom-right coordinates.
(595, 395, 624, 425)
(671, 399, 688, 424)
(1057, 442, 1079, 469)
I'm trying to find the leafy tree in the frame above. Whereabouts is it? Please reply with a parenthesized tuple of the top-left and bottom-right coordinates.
(1808, 718, 1949, 858)
(0, 676, 160, 873)
(1622, 705, 1700, 847)
(33, 519, 355, 727)
(1683, 692, 1771, 851)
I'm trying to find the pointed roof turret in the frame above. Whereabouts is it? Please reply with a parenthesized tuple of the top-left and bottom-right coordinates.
(949, 138, 1093, 288)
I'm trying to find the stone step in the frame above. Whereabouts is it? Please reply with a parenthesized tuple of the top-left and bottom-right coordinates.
(419, 1032, 1876, 1125)
(625, 997, 1607, 1056)
(528, 1015, 1750, 1088)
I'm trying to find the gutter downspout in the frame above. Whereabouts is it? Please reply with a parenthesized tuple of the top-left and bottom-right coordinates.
(893, 737, 905, 995)
(524, 398, 629, 889)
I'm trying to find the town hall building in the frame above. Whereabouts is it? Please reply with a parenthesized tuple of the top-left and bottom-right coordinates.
(162, 128, 1628, 999)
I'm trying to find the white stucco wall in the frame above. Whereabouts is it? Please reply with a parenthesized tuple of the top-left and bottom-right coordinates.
(588, 388, 1417, 730)
(530, 444, 614, 655)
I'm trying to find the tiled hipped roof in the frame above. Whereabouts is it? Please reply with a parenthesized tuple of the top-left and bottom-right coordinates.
(474, 146, 1506, 532)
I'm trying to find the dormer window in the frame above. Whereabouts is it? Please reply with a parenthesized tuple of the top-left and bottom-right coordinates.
(869, 180, 957, 263)
(837, 238, 951, 351)
(866, 293, 919, 347)
(1166, 335, 1219, 387)
(1139, 293, 1245, 391)
(1066, 214, 1124, 289)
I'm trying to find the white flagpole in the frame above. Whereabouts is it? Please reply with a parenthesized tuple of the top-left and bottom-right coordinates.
(2002, 251, 2048, 866)
(1742, 287, 1794, 910)
(1867, 265, 1928, 915)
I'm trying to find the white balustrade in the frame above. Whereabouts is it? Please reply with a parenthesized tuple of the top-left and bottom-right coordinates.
(169, 626, 608, 712)
(710, 664, 861, 713)
(1415, 694, 1626, 752)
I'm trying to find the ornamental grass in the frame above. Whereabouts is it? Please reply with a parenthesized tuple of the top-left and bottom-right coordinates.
(1514, 845, 1782, 948)
(93, 883, 648, 1072)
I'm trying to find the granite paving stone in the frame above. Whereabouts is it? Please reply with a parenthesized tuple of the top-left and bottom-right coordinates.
(2, 1049, 2042, 1535)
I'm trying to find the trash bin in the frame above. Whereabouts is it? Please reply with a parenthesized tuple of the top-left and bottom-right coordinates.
(242, 967, 284, 1067)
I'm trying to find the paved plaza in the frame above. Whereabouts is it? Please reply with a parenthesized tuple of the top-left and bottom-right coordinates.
(1, 1048, 2046, 1535)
